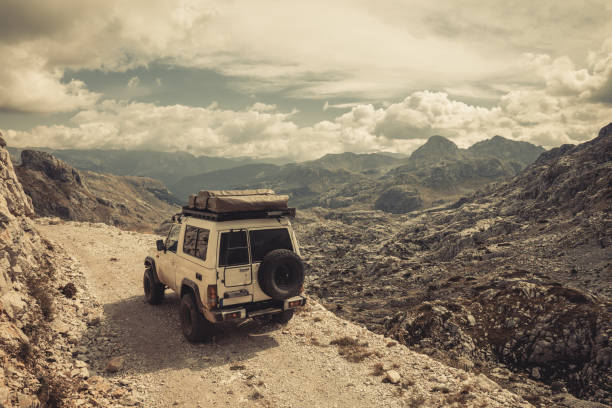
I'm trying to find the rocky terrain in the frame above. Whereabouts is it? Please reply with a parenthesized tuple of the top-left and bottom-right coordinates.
(294, 124, 611, 406)
(14, 150, 179, 232)
(1, 134, 538, 407)
(172, 135, 544, 213)
(0, 135, 122, 407)
(6, 147, 247, 187)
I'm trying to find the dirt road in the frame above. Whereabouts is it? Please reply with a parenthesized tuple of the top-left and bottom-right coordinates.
(37, 220, 530, 408)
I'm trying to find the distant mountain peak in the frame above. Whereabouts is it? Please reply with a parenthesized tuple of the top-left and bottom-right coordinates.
(409, 135, 461, 162)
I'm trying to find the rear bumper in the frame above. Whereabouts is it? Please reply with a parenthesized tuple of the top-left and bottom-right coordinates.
(204, 296, 306, 322)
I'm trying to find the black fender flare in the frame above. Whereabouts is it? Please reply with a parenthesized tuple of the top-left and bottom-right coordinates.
(144, 257, 161, 285)
(180, 278, 205, 313)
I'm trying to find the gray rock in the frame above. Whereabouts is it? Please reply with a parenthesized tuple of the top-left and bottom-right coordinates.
(385, 370, 401, 384)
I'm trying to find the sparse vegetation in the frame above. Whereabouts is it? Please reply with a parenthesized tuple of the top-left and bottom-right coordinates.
(330, 336, 378, 362)
(26, 275, 54, 320)
(407, 395, 426, 408)
(59, 282, 77, 298)
(371, 362, 385, 376)
(38, 373, 75, 408)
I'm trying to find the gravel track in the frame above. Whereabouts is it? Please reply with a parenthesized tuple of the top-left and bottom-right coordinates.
(37, 220, 530, 408)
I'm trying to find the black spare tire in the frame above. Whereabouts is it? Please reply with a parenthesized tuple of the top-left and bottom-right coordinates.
(258, 249, 304, 300)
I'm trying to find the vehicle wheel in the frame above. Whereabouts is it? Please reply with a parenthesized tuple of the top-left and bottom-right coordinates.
(272, 309, 294, 324)
(180, 293, 213, 343)
(143, 268, 164, 305)
(258, 249, 305, 300)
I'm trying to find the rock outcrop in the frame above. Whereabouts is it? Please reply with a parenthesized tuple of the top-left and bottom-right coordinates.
(374, 186, 422, 214)
(15, 150, 178, 232)
(0, 138, 122, 406)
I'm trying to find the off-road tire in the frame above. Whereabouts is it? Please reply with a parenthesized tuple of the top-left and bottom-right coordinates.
(272, 309, 294, 324)
(258, 249, 304, 300)
(143, 268, 164, 305)
(180, 293, 213, 343)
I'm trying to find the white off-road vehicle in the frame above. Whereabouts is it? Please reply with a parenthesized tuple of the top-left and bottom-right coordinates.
(143, 190, 306, 342)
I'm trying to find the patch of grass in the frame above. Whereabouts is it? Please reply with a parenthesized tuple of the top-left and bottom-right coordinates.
(407, 395, 426, 408)
(371, 362, 385, 376)
(431, 385, 450, 394)
(330, 336, 377, 363)
(230, 364, 246, 371)
(445, 384, 475, 404)
(38, 373, 75, 407)
(249, 390, 264, 400)
(17, 340, 32, 362)
(313, 316, 322, 322)
(26, 276, 54, 320)
(59, 282, 77, 299)
(330, 336, 361, 347)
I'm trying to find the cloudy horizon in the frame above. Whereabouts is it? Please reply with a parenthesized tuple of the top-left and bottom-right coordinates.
(1, 0, 611, 160)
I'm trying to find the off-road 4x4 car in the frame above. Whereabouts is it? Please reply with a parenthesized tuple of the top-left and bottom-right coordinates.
(143, 190, 306, 342)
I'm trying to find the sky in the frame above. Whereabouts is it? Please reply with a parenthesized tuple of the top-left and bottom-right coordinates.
(1, 0, 611, 160)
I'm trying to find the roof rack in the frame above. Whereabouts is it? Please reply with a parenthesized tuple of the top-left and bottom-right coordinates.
(178, 206, 296, 222)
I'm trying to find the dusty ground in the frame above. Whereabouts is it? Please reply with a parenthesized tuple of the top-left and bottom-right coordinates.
(36, 219, 530, 408)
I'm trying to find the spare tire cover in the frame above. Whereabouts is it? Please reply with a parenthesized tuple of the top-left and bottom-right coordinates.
(257, 249, 304, 300)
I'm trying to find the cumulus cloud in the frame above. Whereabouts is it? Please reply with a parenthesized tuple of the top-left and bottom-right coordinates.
(1, 1, 611, 152)
(2, 0, 612, 112)
(4, 38, 612, 159)
(127, 76, 140, 88)
(0, 46, 100, 113)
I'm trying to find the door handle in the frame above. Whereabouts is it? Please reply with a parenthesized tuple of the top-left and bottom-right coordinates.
(239, 267, 250, 272)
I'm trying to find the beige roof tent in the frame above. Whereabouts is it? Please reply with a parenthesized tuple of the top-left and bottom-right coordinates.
(187, 189, 290, 214)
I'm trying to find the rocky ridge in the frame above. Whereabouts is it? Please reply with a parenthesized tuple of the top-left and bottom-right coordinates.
(172, 135, 544, 214)
(294, 124, 611, 406)
(14, 150, 178, 232)
(0, 135, 130, 407)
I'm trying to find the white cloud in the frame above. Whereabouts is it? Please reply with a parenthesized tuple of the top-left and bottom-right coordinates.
(2, 0, 612, 112)
(4, 38, 612, 160)
(1, 1, 611, 152)
(0, 46, 100, 113)
(127, 76, 140, 88)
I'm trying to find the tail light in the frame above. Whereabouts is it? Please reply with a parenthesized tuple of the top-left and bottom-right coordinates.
(207, 285, 217, 309)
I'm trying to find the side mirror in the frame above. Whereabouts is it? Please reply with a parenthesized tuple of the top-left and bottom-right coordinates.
(156, 240, 165, 251)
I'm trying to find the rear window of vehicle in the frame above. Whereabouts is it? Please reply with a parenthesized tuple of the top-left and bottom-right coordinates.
(249, 228, 293, 263)
(219, 231, 249, 267)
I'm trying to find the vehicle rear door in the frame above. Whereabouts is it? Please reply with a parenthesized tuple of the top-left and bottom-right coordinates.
(248, 227, 295, 301)
(216, 230, 254, 307)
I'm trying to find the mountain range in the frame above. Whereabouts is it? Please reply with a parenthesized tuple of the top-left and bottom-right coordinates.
(8, 135, 545, 214)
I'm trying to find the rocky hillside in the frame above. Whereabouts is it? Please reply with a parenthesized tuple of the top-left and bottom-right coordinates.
(294, 124, 611, 406)
(6, 147, 247, 187)
(14, 150, 179, 232)
(1, 133, 536, 407)
(0, 135, 123, 407)
(304, 152, 404, 174)
(172, 135, 544, 213)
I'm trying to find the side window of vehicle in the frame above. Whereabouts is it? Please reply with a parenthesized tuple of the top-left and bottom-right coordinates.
(183, 226, 198, 256)
(166, 224, 181, 253)
(182, 226, 210, 261)
(195, 229, 210, 261)
(219, 231, 249, 267)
